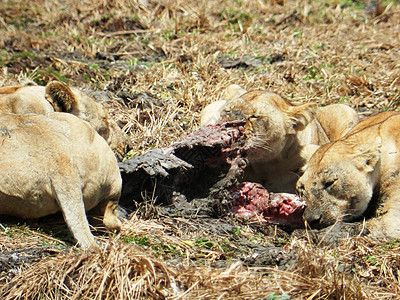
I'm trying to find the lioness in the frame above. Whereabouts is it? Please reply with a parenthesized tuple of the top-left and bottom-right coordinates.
(0, 81, 131, 160)
(200, 85, 359, 193)
(0, 112, 122, 249)
(297, 111, 400, 239)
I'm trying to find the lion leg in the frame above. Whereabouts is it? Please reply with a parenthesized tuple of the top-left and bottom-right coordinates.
(367, 213, 400, 239)
(367, 193, 400, 240)
(51, 180, 97, 249)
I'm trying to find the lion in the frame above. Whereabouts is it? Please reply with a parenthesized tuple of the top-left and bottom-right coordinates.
(0, 81, 131, 160)
(297, 111, 400, 239)
(0, 112, 122, 249)
(200, 85, 359, 193)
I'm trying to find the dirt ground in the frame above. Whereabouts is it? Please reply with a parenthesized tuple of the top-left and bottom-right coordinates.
(0, 0, 400, 299)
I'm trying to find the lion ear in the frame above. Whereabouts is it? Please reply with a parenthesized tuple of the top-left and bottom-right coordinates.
(287, 102, 318, 133)
(353, 144, 381, 173)
(45, 81, 78, 113)
(223, 84, 247, 101)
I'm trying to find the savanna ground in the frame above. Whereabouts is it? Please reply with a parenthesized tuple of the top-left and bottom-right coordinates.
(0, 0, 400, 299)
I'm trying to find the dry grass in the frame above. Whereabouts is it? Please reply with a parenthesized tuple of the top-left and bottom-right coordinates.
(1, 217, 400, 299)
(1, 228, 400, 299)
(1, 0, 400, 298)
(2, 0, 400, 149)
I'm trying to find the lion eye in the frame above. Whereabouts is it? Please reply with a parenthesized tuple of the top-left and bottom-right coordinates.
(323, 179, 337, 190)
(248, 115, 261, 123)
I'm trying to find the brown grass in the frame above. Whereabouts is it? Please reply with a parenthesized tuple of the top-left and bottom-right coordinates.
(1, 0, 400, 298)
(1, 230, 400, 299)
(2, 0, 400, 150)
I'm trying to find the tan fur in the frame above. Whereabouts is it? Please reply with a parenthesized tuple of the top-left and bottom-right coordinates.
(0, 86, 22, 94)
(297, 111, 400, 239)
(201, 85, 359, 193)
(0, 112, 122, 249)
(0, 81, 131, 160)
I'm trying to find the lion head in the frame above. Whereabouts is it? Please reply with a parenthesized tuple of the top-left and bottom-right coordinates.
(0, 81, 132, 160)
(297, 141, 381, 228)
(45, 81, 132, 160)
(219, 87, 317, 164)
